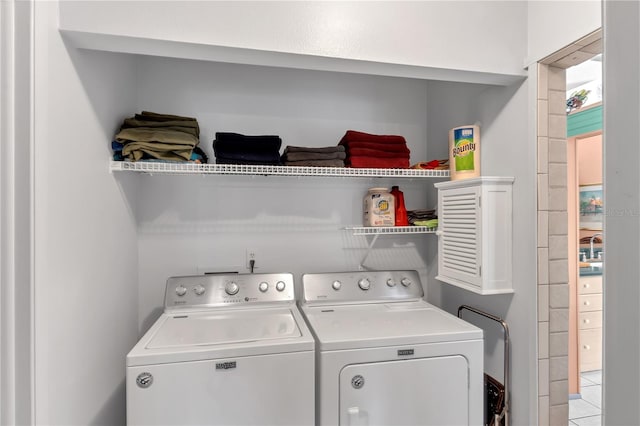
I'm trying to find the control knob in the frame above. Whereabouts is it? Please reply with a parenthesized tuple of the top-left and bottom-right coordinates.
(276, 281, 286, 292)
(386, 278, 396, 287)
(259, 282, 269, 293)
(194, 285, 206, 296)
(225, 281, 239, 296)
(358, 278, 371, 291)
(175, 285, 187, 297)
(401, 277, 412, 287)
(332, 280, 342, 291)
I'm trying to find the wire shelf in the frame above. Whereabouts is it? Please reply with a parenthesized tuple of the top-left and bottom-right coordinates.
(109, 161, 450, 178)
(345, 226, 438, 235)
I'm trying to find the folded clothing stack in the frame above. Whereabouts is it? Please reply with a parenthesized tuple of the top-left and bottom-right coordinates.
(112, 111, 203, 162)
(213, 132, 282, 165)
(282, 145, 346, 167)
(407, 209, 437, 227)
(339, 130, 411, 168)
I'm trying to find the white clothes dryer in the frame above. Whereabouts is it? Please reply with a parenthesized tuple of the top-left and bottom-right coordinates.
(127, 273, 315, 426)
(300, 270, 484, 426)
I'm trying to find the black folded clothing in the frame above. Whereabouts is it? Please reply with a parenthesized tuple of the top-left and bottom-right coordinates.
(216, 157, 281, 166)
(214, 150, 282, 164)
(213, 132, 283, 165)
(214, 132, 282, 153)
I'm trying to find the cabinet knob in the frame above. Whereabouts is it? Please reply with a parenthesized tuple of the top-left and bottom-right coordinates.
(584, 301, 590, 306)
(583, 283, 590, 289)
(583, 319, 590, 324)
(583, 345, 591, 350)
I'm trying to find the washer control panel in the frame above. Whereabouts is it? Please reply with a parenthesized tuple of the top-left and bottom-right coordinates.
(164, 273, 295, 310)
(301, 270, 423, 304)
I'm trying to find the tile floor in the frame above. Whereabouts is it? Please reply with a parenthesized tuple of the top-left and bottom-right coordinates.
(569, 370, 602, 425)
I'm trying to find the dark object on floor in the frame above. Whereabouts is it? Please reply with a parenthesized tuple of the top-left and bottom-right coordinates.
(485, 373, 506, 426)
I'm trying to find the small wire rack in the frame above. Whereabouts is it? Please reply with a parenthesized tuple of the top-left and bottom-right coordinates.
(345, 226, 437, 235)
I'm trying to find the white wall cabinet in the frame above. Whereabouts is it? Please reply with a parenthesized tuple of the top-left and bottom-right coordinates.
(435, 177, 514, 295)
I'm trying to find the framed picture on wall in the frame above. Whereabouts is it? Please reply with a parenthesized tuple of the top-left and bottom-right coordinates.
(579, 184, 603, 230)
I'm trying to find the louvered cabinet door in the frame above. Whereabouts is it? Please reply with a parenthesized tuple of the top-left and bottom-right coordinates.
(437, 185, 482, 290)
(435, 177, 514, 295)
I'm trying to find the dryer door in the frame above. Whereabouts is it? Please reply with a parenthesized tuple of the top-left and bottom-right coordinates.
(339, 355, 469, 426)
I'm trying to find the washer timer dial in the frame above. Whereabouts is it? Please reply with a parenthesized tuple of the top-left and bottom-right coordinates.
(225, 281, 239, 296)
(358, 278, 371, 291)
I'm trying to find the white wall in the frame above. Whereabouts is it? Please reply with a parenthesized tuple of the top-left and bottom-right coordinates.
(59, 0, 527, 84)
(1, 0, 34, 424)
(527, 0, 601, 65)
(33, 2, 139, 424)
(602, 1, 640, 424)
(432, 79, 536, 425)
(132, 56, 435, 331)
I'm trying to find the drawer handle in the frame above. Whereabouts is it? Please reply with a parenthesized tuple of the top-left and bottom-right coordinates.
(584, 301, 591, 306)
(583, 319, 590, 324)
(583, 345, 591, 350)
(583, 283, 590, 289)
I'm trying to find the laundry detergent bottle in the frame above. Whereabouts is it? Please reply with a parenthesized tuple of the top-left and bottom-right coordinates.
(390, 186, 409, 226)
(449, 124, 480, 180)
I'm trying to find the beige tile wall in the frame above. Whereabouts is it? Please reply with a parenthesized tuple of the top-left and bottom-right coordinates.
(537, 63, 570, 426)
(537, 30, 601, 425)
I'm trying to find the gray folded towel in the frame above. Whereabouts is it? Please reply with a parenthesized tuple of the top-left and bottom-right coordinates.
(284, 145, 345, 154)
(285, 151, 346, 161)
(284, 159, 345, 167)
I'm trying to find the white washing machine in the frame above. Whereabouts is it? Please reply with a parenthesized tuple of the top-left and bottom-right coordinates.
(300, 270, 484, 426)
(127, 273, 315, 426)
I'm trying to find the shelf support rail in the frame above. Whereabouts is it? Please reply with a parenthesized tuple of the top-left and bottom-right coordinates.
(358, 233, 380, 270)
(457, 305, 510, 426)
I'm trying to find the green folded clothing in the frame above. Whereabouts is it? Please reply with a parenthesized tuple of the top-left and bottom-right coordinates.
(116, 128, 199, 147)
(121, 119, 200, 138)
(122, 141, 194, 162)
(112, 111, 202, 162)
(413, 219, 438, 228)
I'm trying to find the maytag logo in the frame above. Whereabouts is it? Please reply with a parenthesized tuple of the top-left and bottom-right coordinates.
(216, 361, 237, 370)
(398, 349, 414, 357)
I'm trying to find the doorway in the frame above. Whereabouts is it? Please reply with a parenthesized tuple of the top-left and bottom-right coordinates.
(536, 28, 602, 426)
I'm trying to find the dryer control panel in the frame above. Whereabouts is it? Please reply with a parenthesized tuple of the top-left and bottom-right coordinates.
(301, 270, 423, 305)
(164, 273, 295, 311)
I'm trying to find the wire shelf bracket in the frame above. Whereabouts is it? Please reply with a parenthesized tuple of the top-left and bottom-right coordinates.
(345, 226, 438, 270)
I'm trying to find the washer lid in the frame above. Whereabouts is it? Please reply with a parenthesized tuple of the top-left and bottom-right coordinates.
(302, 301, 482, 351)
(127, 307, 314, 366)
(147, 310, 301, 349)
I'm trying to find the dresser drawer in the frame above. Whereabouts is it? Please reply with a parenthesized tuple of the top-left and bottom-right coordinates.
(578, 276, 603, 295)
(579, 311, 602, 330)
(579, 328, 602, 372)
(578, 293, 603, 312)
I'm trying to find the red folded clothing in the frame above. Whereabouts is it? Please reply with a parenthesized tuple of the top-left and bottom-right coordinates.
(339, 130, 407, 145)
(347, 156, 410, 169)
(348, 147, 410, 158)
(342, 141, 410, 153)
